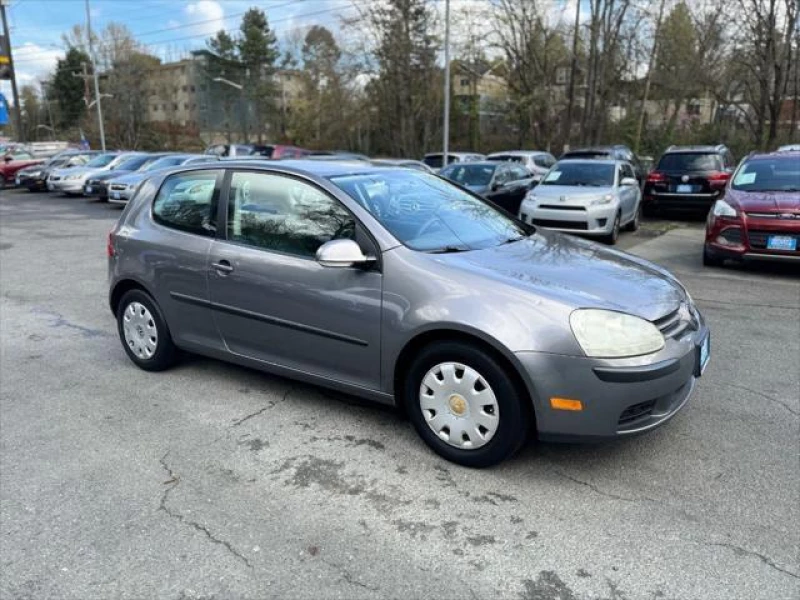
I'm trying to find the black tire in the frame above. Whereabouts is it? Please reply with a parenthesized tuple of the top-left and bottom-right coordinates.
(116, 289, 178, 371)
(702, 245, 724, 268)
(404, 341, 530, 468)
(624, 204, 641, 232)
(601, 212, 621, 245)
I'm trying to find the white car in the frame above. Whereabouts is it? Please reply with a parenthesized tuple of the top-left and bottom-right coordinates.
(777, 144, 800, 152)
(48, 152, 130, 195)
(486, 150, 557, 183)
(518, 159, 641, 245)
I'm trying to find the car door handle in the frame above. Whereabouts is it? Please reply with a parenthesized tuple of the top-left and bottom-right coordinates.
(211, 260, 234, 274)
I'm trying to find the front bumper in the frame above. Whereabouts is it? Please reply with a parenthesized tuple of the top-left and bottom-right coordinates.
(50, 179, 87, 193)
(515, 323, 709, 440)
(107, 187, 133, 204)
(520, 200, 617, 235)
(644, 190, 721, 211)
(705, 216, 800, 263)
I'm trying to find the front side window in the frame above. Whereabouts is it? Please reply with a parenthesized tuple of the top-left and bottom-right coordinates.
(152, 170, 220, 236)
(330, 170, 530, 252)
(85, 154, 118, 168)
(227, 172, 355, 258)
(440, 164, 496, 187)
(542, 162, 615, 187)
(732, 157, 800, 192)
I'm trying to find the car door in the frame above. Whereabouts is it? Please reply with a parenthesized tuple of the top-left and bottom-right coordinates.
(618, 163, 639, 220)
(504, 164, 534, 213)
(207, 169, 383, 391)
(486, 165, 515, 211)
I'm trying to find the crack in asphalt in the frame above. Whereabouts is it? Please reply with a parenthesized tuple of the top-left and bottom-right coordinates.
(319, 557, 378, 592)
(689, 539, 799, 580)
(709, 381, 799, 417)
(158, 452, 253, 569)
(230, 387, 294, 427)
(551, 469, 653, 503)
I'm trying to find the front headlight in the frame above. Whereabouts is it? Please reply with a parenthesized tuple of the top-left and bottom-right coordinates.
(570, 309, 665, 358)
(591, 194, 615, 206)
(27, 171, 41, 178)
(712, 199, 737, 218)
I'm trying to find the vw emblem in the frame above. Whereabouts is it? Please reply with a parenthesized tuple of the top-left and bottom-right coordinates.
(777, 213, 798, 220)
(681, 175, 689, 183)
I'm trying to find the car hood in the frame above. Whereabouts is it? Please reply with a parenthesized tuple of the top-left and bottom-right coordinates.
(90, 169, 132, 182)
(111, 171, 149, 185)
(431, 230, 684, 321)
(729, 189, 800, 212)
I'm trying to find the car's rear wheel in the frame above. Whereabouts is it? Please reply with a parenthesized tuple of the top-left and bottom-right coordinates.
(702, 245, 724, 267)
(404, 341, 530, 468)
(117, 289, 177, 371)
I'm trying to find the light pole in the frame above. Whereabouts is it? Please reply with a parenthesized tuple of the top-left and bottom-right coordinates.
(212, 76, 246, 142)
(87, 93, 113, 109)
(212, 77, 243, 90)
(442, 0, 451, 167)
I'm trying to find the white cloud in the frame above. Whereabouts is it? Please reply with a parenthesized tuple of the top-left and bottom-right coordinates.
(185, 0, 226, 37)
(10, 43, 63, 87)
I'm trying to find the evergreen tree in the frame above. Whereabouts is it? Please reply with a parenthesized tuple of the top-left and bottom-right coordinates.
(50, 47, 90, 129)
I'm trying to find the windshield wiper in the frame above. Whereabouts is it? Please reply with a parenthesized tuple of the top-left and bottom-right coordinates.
(428, 246, 469, 254)
(501, 236, 525, 245)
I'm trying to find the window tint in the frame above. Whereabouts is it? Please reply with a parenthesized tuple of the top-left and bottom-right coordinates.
(227, 172, 355, 258)
(152, 170, 220, 236)
(622, 163, 635, 179)
(533, 156, 550, 167)
(542, 162, 615, 187)
(441, 164, 496, 186)
(657, 153, 722, 171)
(732, 157, 800, 192)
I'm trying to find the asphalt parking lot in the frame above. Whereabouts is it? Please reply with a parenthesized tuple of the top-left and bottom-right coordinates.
(1, 188, 798, 600)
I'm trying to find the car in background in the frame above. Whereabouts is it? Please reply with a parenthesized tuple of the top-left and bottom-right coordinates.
(206, 143, 309, 159)
(15, 151, 99, 191)
(777, 144, 800, 152)
(370, 158, 434, 172)
(108, 159, 708, 467)
(519, 159, 641, 245)
(309, 151, 371, 161)
(561, 145, 645, 185)
(486, 150, 557, 183)
(85, 153, 172, 201)
(439, 161, 535, 214)
(422, 152, 485, 170)
(0, 150, 45, 187)
(48, 152, 126, 195)
(642, 145, 735, 216)
(703, 151, 800, 266)
(108, 154, 219, 205)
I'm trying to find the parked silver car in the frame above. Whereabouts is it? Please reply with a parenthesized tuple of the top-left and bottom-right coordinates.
(107, 154, 218, 205)
(518, 159, 642, 245)
(109, 160, 709, 467)
(48, 152, 130, 195)
(486, 150, 557, 183)
(422, 152, 485, 170)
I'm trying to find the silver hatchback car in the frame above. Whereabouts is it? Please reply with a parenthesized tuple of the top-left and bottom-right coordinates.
(108, 161, 710, 467)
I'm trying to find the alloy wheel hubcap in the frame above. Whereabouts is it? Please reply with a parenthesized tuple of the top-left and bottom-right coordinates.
(123, 301, 158, 360)
(419, 362, 499, 450)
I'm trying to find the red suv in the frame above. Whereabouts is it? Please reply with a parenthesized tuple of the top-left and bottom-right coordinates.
(703, 151, 800, 266)
(643, 145, 736, 215)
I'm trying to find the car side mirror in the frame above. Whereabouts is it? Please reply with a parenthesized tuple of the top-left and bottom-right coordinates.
(620, 177, 637, 186)
(316, 239, 375, 268)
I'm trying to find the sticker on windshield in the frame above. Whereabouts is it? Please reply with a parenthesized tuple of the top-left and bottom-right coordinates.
(544, 170, 562, 182)
(734, 171, 756, 185)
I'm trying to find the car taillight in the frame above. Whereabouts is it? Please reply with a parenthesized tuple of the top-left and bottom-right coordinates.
(646, 171, 666, 183)
(707, 171, 730, 187)
(107, 231, 115, 257)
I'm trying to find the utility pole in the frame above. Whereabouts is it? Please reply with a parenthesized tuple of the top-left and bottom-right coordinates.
(442, 0, 451, 167)
(634, 0, 666, 155)
(85, 0, 105, 151)
(0, 0, 23, 142)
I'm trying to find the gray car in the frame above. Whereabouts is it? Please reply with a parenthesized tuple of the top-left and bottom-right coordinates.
(108, 160, 710, 467)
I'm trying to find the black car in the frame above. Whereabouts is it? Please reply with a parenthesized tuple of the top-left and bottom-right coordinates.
(16, 151, 98, 191)
(439, 161, 535, 214)
(560, 145, 645, 185)
(642, 145, 736, 216)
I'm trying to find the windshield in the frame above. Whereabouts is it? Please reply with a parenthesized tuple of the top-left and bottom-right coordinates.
(490, 155, 524, 163)
(541, 162, 615, 187)
(440, 164, 496, 187)
(657, 152, 721, 172)
(329, 170, 530, 252)
(115, 155, 152, 171)
(85, 154, 117, 168)
(732, 157, 800, 192)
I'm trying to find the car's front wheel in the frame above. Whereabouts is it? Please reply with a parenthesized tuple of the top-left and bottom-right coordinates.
(116, 289, 177, 371)
(702, 245, 725, 267)
(601, 212, 621, 245)
(404, 341, 530, 468)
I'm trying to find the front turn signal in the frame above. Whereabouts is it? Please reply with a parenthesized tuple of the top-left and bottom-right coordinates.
(550, 397, 583, 411)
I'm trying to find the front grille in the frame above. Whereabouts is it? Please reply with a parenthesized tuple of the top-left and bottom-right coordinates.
(653, 304, 698, 339)
(619, 400, 656, 426)
(538, 204, 586, 211)
(532, 219, 588, 230)
(746, 212, 800, 220)
(109, 184, 127, 191)
(718, 227, 742, 245)
(748, 230, 799, 250)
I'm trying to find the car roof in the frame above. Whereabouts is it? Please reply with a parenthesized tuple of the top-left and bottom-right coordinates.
(222, 158, 387, 177)
(557, 158, 618, 165)
(424, 152, 483, 157)
(663, 145, 726, 153)
(441, 161, 503, 168)
(747, 150, 800, 160)
(488, 150, 549, 157)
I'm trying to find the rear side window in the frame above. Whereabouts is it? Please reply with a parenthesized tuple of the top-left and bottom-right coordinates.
(658, 153, 722, 172)
(509, 165, 530, 180)
(152, 170, 221, 236)
(423, 155, 444, 168)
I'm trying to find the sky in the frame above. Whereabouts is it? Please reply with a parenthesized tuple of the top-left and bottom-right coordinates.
(1, 0, 584, 101)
